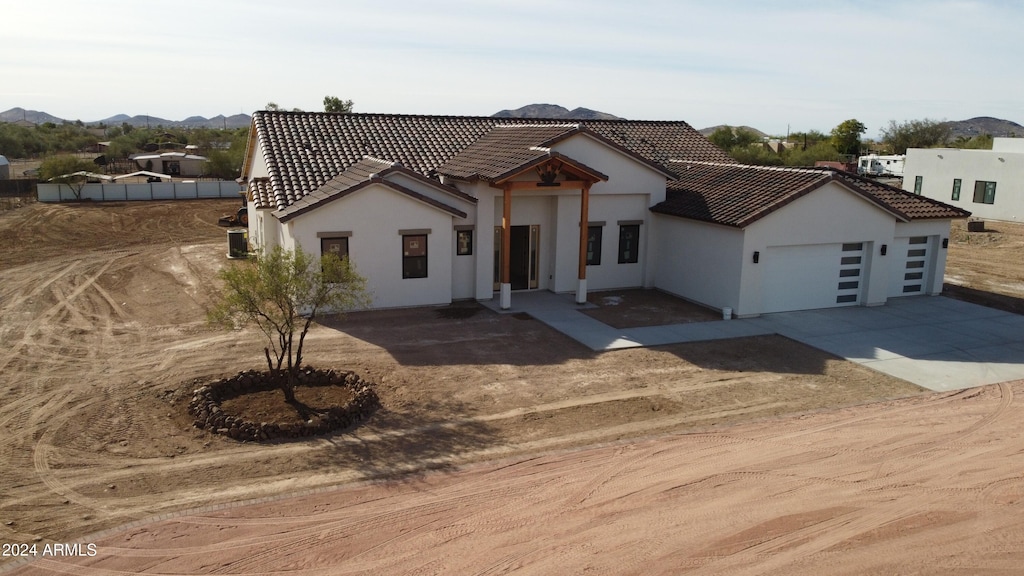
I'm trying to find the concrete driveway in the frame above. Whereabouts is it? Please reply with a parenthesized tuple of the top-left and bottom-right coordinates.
(486, 293, 1024, 392)
(751, 297, 1024, 392)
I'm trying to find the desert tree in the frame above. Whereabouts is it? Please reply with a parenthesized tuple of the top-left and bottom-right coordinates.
(323, 95, 354, 113)
(39, 155, 100, 201)
(880, 118, 952, 154)
(830, 119, 867, 156)
(208, 246, 371, 403)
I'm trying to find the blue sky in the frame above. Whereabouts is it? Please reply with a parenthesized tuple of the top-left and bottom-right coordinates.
(2, 0, 1021, 137)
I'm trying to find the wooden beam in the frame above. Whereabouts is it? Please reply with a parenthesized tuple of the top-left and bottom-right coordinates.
(502, 184, 512, 285)
(578, 183, 590, 281)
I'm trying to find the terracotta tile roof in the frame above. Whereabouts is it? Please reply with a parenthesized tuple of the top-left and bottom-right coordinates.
(831, 170, 971, 220)
(248, 178, 273, 209)
(437, 124, 580, 181)
(273, 157, 470, 223)
(248, 112, 728, 210)
(653, 162, 971, 227)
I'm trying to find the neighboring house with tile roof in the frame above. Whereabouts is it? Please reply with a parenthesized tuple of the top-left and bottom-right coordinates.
(241, 111, 969, 316)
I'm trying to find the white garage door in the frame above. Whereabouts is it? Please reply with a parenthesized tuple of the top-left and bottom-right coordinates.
(889, 236, 931, 297)
(762, 242, 864, 313)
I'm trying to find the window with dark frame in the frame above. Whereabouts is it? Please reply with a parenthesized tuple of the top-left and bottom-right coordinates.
(951, 178, 961, 201)
(914, 175, 923, 194)
(402, 234, 427, 278)
(586, 226, 602, 266)
(973, 180, 996, 204)
(321, 237, 349, 261)
(456, 229, 473, 256)
(618, 224, 640, 264)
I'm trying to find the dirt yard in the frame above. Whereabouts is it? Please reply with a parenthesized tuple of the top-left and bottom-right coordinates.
(0, 201, 1021, 574)
(945, 218, 1024, 313)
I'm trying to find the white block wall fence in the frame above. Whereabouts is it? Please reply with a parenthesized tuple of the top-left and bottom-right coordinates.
(38, 181, 243, 202)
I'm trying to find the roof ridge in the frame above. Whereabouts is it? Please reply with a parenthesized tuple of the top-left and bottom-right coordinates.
(669, 160, 829, 175)
(251, 109, 702, 126)
(493, 123, 580, 129)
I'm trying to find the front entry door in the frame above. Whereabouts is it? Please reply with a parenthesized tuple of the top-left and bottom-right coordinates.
(509, 226, 530, 290)
(494, 225, 540, 291)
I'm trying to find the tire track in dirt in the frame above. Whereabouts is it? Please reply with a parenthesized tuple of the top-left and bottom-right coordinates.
(871, 382, 1014, 480)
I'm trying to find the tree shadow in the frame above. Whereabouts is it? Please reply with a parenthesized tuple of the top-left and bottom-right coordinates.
(318, 303, 599, 368)
(304, 399, 500, 483)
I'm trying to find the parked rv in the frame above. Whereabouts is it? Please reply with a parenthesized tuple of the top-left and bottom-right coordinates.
(857, 154, 905, 177)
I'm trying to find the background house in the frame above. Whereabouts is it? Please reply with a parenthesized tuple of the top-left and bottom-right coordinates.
(903, 137, 1024, 222)
(131, 151, 208, 177)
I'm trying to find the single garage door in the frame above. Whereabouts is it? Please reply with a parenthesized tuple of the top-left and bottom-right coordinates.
(762, 242, 865, 313)
(888, 236, 931, 297)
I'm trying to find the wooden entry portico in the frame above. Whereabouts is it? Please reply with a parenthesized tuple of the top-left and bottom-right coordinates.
(492, 154, 608, 309)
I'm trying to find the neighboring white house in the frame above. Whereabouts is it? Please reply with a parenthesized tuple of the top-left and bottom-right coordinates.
(903, 138, 1024, 222)
(131, 151, 208, 177)
(241, 111, 969, 316)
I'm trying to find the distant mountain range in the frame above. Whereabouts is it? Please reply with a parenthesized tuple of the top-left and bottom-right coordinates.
(944, 116, 1024, 139)
(493, 104, 622, 121)
(0, 107, 252, 129)
(4, 105, 1022, 140)
(698, 125, 770, 139)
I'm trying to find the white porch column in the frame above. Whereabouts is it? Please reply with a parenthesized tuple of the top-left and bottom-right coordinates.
(500, 184, 512, 309)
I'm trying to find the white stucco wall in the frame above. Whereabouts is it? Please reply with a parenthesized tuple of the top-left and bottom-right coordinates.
(283, 184, 456, 309)
(741, 182, 898, 314)
(904, 147, 1020, 222)
(651, 214, 745, 314)
(551, 134, 668, 206)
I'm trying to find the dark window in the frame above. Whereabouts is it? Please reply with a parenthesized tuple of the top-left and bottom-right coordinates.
(839, 269, 860, 278)
(903, 285, 922, 293)
(905, 272, 924, 280)
(914, 175, 923, 194)
(456, 230, 473, 256)
(840, 256, 862, 265)
(836, 294, 858, 303)
(321, 237, 349, 261)
(166, 161, 181, 176)
(618, 224, 640, 264)
(402, 234, 427, 279)
(842, 242, 863, 252)
(838, 281, 859, 290)
(973, 181, 996, 204)
(907, 249, 926, 257)
(586, 226, 602, 266)
(908, 236, 928, 245)
(952, 178, 961, 201)
(906, 261, 925, 269)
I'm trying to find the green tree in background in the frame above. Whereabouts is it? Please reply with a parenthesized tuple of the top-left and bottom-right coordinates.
(39, 155, 98, 201)
(323, 95, 354, 113)
(830, 119, 866, 156)
(880, 119, 952, 154)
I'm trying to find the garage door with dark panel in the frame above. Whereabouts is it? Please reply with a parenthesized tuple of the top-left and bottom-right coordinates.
(889, 236, 931, 296)
(762, 242, 864, 313)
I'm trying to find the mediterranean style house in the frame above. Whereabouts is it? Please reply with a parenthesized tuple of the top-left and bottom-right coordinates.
(241, 111, 969, 317)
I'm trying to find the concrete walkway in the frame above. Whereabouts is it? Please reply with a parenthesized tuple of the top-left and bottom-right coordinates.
(482, 292, 1024, 392)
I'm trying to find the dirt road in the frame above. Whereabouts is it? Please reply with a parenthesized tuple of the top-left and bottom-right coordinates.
(14, 381, 1024, 575)
(1, 201, 1021, 574)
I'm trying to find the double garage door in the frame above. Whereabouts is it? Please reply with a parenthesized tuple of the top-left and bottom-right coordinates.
(761, 242, 866, 314)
